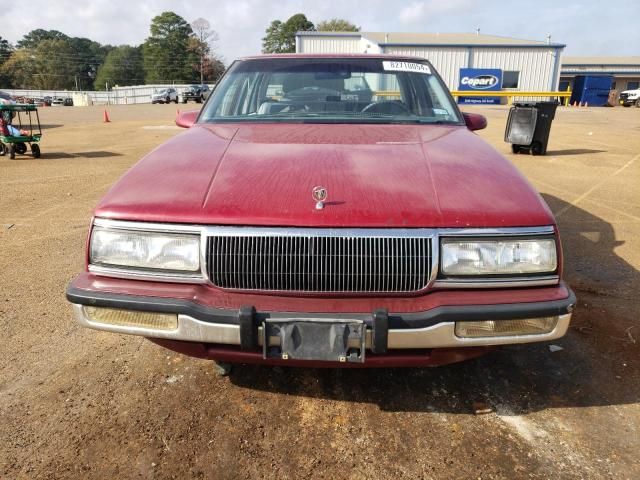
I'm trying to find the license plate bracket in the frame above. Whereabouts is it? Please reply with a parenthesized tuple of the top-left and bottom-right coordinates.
(263, 319, 365, 363)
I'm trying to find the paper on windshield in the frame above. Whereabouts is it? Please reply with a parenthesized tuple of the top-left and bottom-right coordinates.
(382, 61, 431, 74)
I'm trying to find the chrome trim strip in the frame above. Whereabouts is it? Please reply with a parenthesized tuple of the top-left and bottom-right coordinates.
(73, 304, 571, 349)
(437, 226, 555, 236)
(88, 265, 207, 284)
(433, 275, 560, 289)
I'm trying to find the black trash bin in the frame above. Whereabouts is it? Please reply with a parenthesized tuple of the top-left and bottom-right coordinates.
(504, 101, 558, 155)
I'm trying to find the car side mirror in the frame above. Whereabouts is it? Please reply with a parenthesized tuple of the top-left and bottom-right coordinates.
(463, 112, 487, 131)
(176, 111, 199, 128)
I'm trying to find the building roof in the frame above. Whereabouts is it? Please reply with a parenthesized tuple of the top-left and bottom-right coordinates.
(562, 56, 640, 66)
(296, 31, 565, 48)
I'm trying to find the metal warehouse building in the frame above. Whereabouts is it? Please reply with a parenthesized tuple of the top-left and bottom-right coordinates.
(296, 31, 565, 94)
(560, 57, 640, 93)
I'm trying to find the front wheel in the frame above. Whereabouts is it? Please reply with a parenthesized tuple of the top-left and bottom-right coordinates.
(635, 99, 640, 108)
(31, 144, 41, 158)
(0, 143, 6, 157)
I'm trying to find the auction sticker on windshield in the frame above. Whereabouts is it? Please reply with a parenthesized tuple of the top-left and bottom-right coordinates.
(382, 61, 431, 74)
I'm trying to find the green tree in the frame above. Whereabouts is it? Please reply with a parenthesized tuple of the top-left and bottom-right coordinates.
(262, 14, 315, 53)
(17, 29, 69, 49)
(143, 11, 196, 83)
(68, 37, 113, 90)
(95, 45, 144, 89)
(0, 37, 13, 87)
(316, 19, 360, 32)
(30, 39, 79, 89)
(0, 50, 33, 88)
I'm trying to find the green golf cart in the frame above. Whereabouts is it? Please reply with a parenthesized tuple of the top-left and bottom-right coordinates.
(0, 104, 43, 159)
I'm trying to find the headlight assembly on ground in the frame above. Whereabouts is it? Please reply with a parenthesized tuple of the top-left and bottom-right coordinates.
(90, 226, 200, 272)
(441, 238, 557, 276)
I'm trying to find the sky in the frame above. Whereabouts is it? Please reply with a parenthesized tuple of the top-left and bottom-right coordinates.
(1, 0, 639, 61)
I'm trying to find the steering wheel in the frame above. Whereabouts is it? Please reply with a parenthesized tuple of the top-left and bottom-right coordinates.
(362, 101, 411, 115)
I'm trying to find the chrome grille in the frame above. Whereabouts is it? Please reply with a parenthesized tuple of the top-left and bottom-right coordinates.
(205, 230, 432, 293)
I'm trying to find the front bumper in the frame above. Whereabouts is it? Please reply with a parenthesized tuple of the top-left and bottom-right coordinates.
(67, 283, 575, 354)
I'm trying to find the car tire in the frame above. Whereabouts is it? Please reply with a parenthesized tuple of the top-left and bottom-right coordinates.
(31, 144, 41, 158)
(183, 99, 187, 104)
(635, 99, 640, 108)
(9, 144, 15, 159)
(511, 144, 521, 154)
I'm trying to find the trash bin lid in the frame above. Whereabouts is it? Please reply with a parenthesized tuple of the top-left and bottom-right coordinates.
(505, 107, 537, 145)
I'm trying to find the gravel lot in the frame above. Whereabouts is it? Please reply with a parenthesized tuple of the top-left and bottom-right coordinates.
(1, 103, 638, 479)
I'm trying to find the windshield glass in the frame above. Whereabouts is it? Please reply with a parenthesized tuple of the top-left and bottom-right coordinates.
(200, 57, 463, 124)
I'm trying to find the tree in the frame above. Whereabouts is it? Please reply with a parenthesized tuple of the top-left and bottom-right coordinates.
(190, 18, 219, 84)
(0, 50, 32, 88)
(262, 14, 315, 53)
(316, 19, 360, 32)
(68, 37, 113, 90)
(17, 29, 69, 49)
(143, 11, 196, 84)
(0, 37, 13, 86)
(95, 46, 144, 89)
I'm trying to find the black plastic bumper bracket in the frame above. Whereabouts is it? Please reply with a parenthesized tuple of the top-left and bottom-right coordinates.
(238, 305, 258, 351)
(372, 309, 389, 354)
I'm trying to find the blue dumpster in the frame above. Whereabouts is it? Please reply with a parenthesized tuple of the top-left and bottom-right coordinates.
(569, 75, 613, 106)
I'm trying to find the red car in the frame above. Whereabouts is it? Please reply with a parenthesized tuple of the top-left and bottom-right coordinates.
(67, 54, 575, 369)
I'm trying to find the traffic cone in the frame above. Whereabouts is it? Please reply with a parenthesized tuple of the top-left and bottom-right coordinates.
(103, 109, 111, 123)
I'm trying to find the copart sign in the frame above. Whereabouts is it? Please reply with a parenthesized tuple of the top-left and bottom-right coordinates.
(458, 68, 503, 104)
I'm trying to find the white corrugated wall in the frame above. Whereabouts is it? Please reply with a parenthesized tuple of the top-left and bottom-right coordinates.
(380, 46, 468, 89)
(298, 36, 363, 54)
(471, 48, 558, 91)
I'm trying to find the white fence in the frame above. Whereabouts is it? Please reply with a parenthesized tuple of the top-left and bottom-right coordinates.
(3, 84, 212, 105)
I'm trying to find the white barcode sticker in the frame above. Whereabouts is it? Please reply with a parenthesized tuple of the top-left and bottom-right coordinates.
(382, 61, 431, 74)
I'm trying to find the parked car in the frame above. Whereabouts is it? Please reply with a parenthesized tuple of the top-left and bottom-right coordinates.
(42, 96, 52, 107)
(63, 97, 73, 106)
(181, 84, 210, 103)
(619, 88, 640, 107)
(67, 54, 575, 369)
(151, 88, 178, 104)
(51, 97, 65, 106)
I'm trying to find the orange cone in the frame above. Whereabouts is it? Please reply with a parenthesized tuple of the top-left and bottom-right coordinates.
(103, 109, 111, 123)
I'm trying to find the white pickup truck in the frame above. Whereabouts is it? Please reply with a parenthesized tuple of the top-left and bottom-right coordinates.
(619, 88, 640, 107)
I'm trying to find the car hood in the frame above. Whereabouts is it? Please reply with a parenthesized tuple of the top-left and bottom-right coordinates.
(95, 123, 554, 228)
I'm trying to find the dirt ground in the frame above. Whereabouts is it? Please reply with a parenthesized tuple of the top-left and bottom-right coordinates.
(1, 103, 639, 479)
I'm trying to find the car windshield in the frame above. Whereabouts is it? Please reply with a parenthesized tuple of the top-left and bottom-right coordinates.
(156, 89, 168, 94)
(200, 57, 463, 124)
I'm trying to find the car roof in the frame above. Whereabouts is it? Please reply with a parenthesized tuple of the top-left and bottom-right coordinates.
(238, 53, 430, 62)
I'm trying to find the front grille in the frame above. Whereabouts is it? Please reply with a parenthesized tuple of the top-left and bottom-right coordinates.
(205, 231, 432, 293)
(620, 93, 629, 100)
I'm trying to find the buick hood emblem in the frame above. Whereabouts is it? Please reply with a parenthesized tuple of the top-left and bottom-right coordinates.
(312, 186, 328, 210)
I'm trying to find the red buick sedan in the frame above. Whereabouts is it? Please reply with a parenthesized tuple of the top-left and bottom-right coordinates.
(67, 54, 575, 368)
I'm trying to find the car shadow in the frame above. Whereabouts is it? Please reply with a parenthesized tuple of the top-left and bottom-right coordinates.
(227, 194, 639, 414)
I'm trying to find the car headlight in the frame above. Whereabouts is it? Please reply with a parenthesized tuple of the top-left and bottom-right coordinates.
(90, 226, 200, 273)
(441, 238, 557, 276)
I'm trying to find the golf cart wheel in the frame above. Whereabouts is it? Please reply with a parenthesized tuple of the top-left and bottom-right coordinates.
(531, 141, 544, 156)
(511, 144, 521, 154)
(0, 143, 6, 156)
(9, 144, 15, 159)
(31, 144, 41, 158)
(15, 142, 27, 155)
